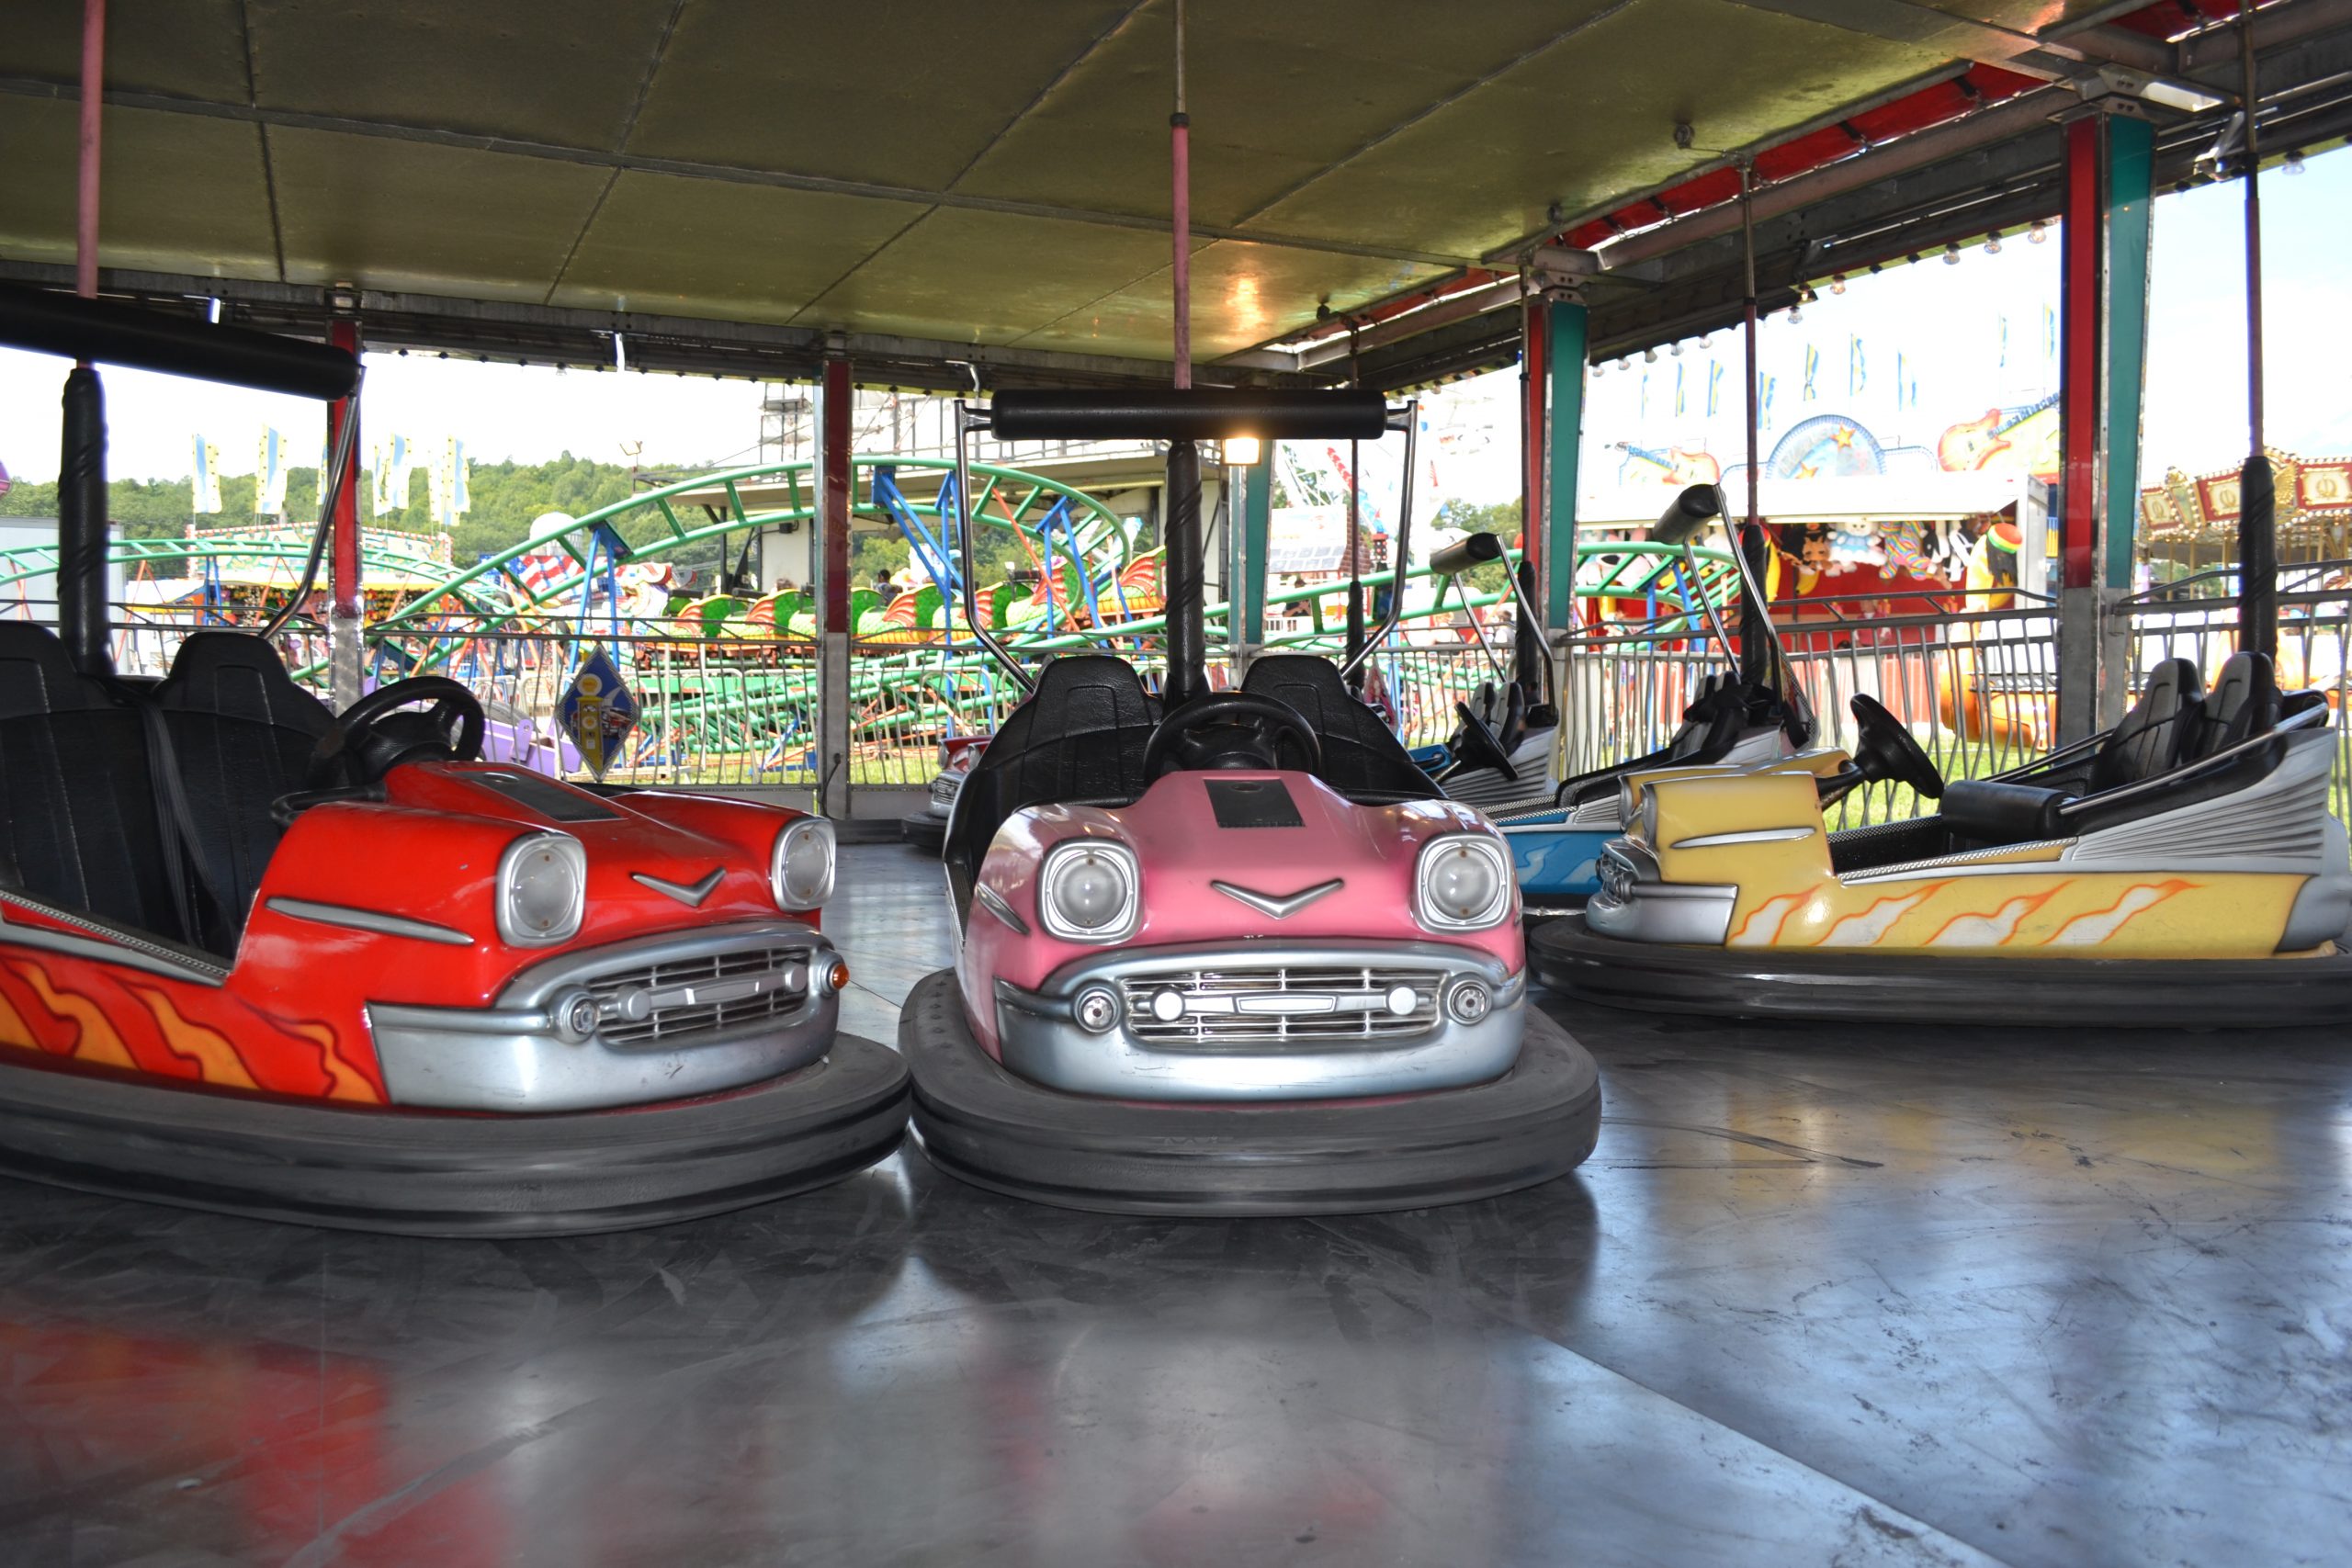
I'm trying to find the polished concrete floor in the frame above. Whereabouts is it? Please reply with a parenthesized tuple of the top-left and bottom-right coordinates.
(1, 845, 2346, 1567)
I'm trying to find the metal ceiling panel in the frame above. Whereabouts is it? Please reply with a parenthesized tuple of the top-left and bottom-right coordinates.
(0, 97, 277, 276)
(1245, 0, 1949, 258)
(624, 0, 1142, 191)
(1016, 239, 1448, 362)
(954, 0, 1611, 228)
(551, 172, 923, 323)
(7, 0, 251, 100)
(797, 207, 1180, 347)
(266, 129, 608, 300)
(247, 0, 681, 149)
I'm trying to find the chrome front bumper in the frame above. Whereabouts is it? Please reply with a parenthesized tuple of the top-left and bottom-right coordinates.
(1583, 842, 1739, 945)
(993, 941, 1525, 1102)
(370, 919, 843, 1111)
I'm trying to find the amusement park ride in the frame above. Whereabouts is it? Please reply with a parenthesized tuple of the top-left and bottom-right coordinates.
(1, 0, 2345, 1237)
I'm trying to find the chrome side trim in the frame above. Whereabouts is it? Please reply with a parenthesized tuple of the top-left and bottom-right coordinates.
(265, 897, 473, 946)
(0, 895, 230, 985)
(1668, 826, 1815, 850)
(1209, 877, 1343, 920)
(974, 882, 1029, 935)
(630, 867, 725, 908)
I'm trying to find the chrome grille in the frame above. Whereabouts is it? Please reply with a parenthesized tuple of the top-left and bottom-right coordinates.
(1600, 846, 1652, 903)
(930, 773, 964, 807)
(580, 942, 815, 1047)
(1118, 964, 1444, 1048)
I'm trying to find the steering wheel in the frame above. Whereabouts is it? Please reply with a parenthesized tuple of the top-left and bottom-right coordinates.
(307, 677, 488, 791)
(1849, 694, 1943, 799)
(1142, 693, 1322, 779)
(1444, 700, 1520, 784)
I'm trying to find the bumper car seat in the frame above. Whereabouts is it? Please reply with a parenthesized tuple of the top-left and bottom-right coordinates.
(151, 632, 335, 954)
(944, 654, 1158, 912)
(0, 624, 191, 943)
(1239, 654, 1434, 805)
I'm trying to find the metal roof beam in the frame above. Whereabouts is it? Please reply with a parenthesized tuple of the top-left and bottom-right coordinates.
(0, 262, 1330, 391)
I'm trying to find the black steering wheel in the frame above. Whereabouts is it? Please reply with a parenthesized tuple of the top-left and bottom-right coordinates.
(1142, 693, 1322, 779)
(307, 676, 488, 791)
(1849, 694, 1943, 799)
(1444, 699, 1520, 784)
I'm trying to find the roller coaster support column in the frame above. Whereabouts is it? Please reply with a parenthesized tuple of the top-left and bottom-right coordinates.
(1233, 440, 1272, 668)
(2055, 106, 2154, 745)
(816, 351, 853, 819)
(326, 311, 364, 708)
(1524, 252, 1591, 732)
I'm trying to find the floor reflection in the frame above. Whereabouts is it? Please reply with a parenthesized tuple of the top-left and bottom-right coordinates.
(0, 845, 2343, 1566)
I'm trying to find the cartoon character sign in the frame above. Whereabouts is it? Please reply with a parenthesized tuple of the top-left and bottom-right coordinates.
(559, 641, 640, 780)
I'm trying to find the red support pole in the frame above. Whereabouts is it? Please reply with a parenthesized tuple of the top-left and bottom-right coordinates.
(77, 0, 105, 305)
(327, 317, 362, 626)
(2058, 117, 2102, 595)
(1520, 298, 1549, 583)
(821, 355, 852, 634)
(1170, 0, 1190, 389)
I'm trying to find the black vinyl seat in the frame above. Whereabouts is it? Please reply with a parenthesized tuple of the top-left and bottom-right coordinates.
(2087, 657, 2203, 791)
(944, 655, 1159, 897)
(152, 632, 334, 952)
(2188, 651, 2279, 762)
(0, 622, 190, 942)
(1239, 654, 1436, 805)
(1556, 673, 1766, 809)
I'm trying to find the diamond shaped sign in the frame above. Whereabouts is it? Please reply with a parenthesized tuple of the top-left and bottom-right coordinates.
(559, 641, 639, 781)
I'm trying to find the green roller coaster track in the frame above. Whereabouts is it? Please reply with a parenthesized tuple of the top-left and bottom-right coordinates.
(0, 459, 1746, 778)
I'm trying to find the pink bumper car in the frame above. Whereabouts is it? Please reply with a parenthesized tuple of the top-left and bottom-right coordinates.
(899, 390, 1600, 1214)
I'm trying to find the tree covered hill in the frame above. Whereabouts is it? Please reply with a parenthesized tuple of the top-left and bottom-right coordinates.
(1, 454, 651, 568)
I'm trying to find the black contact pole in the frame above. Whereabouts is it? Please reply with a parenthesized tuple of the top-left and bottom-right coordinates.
(58, 368, 111, 675)
(1513, 558, 1544, 695)
(2236, 0, 2276, 660)
(1159, 0, 1205, 706)
(1165, 438, 1205, 705)
(1344, 327, 1367, 691)
(60, 0, 111, 677)
(1736, 157, 1770, 685)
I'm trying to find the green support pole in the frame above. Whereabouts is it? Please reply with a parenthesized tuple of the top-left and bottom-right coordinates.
(2103, 114, 2154, 601)
(1238, 445, 1272, 658)
(1543, 297, 1589, 629)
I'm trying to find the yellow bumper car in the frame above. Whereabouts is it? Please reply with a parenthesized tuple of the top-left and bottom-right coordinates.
(1530, 652, 2352, 1026)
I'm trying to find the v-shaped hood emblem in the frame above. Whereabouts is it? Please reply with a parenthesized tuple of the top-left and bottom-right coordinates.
(632, 867, 726, 908)
(1210, 877, 1344, 920)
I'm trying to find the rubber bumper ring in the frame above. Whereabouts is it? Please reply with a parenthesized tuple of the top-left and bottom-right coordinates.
(0, 1034, 910, 1236)
(1531, 913, 2352, 1028)
(899, 968, 1601, 1216)
(900, 812, 947, 852)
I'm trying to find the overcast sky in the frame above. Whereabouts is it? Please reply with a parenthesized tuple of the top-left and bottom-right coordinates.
(0, 148, 2343, 503)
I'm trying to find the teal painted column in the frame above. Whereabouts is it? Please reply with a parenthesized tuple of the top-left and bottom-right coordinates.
(2103, 114, 2154, 596)
(1237, 445, 1273, 657)
(1542, 297, 1589, 628)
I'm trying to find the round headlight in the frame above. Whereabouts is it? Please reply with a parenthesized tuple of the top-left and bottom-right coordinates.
(1636, 789, 1659, 845)
(1039, 840, 1139, 942)
(498, 833, 586, 946)
(1616, 777, 1642, 829)
(1416, 834, 1510, 931)
(772, 818, 835, 912)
